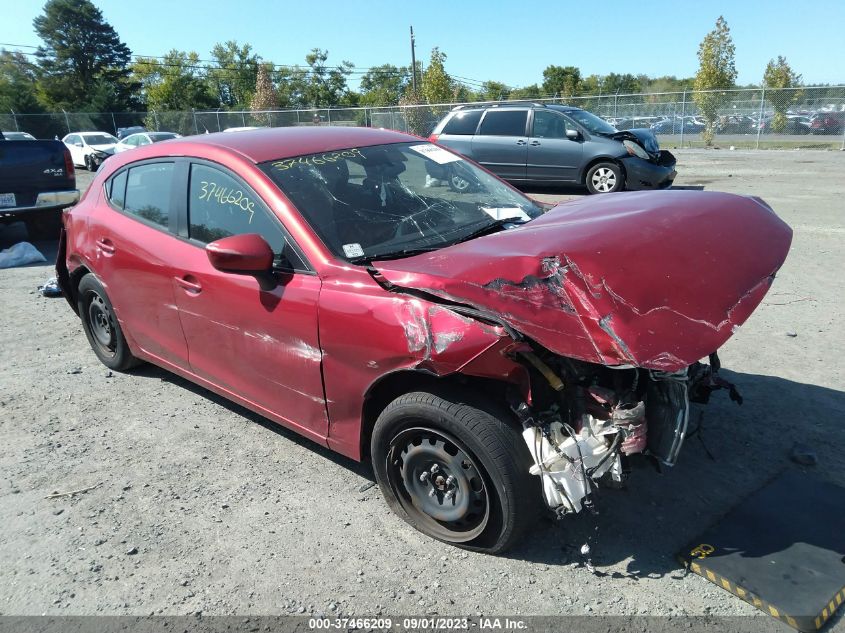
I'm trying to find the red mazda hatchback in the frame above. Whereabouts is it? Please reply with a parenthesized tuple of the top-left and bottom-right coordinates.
(57, 127, 791, 553)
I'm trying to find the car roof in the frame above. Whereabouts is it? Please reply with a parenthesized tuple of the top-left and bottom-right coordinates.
(70, 131, 116, 138)
(169, 126, 417, 163)
(449, 103, 585, 114)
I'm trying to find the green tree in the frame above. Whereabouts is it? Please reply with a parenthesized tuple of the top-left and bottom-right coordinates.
(542, 65, 581, 97)
(602, 72, 642, 95)
(209, 41, 260, 109)
(0, 50, 53, 137)
(299, 48, 354, 107)
(399, 86, 429, 135)
(693, 16, 737, 145)
(131, 50, 216, 133)
(274, 66, 308, 108)
(580, 75, 602, 95)
(422, 48, 452, 104)
(509, 84, 542, 100)
(0, 51, 43, 113)
(359, 64, 409, 106)
(132, 50, 216, 110)
(33, 0, 136, 111)
(478, 80, 510, 101)
(763, 56, 802, 132)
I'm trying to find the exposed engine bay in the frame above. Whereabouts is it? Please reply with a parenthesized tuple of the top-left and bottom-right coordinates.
(508, 345, 742, 516)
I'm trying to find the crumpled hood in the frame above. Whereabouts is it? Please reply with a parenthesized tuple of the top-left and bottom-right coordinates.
(89, 144, 115, 154)
(608, 128, 660, 155)
(374, 191, 792, 371)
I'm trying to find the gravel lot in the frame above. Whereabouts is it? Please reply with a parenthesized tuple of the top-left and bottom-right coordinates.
(1, 150, 844, 628)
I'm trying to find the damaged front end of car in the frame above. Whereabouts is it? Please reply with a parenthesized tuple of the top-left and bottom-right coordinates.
(372, 190, 792, 516)
(503, 343, 742, 516)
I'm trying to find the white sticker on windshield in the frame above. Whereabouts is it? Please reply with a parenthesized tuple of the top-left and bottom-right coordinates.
(409, 144, 462, 164)
(342, 243, 365, 258)
(480, 207, 530, 222)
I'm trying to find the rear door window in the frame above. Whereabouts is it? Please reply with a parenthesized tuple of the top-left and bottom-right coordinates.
(442, 110, 483, 135)
(123, 162, 175, 229)
(478, 110, 528, 136)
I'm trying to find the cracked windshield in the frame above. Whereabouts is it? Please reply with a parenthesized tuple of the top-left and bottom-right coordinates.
(260, 142, 542, 262)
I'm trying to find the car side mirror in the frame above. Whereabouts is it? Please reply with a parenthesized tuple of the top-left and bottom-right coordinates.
(207, 233, 274, 272)
(566, 129, 580, 140)
(207, 233, 278, 290)
(75, 142, 83, 147)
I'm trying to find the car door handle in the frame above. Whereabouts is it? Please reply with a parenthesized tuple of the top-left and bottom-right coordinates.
(529, 140, 541, 146)
(95, 238, 115, 255)
(516, 139, 527, 145)
(174, 276, 202, 294)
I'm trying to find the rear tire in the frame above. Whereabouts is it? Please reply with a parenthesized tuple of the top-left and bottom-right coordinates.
(77, 273, 141, 371)
(585, 161, 624, 194)
(371, 390, 539, 554)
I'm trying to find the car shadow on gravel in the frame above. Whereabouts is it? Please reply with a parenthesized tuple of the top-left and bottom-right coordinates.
(132, 365, 843, 577)
(130, 363, 376, 481)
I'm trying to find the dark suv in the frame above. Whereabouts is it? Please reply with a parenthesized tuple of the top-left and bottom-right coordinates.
(429, 103, 676, 194)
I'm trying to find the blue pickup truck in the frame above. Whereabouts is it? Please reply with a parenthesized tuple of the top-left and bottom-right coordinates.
(0, 130, 79, 236)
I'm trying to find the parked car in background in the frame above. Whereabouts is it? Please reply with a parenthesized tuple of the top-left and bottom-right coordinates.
(116, 126, 147, 140)
(808, 111, 845, 135)
(57, 126, 791, 553)
(62, 132, 119, 171)
(612, 116, 664, 131)
(114, 131, 182, 153)
(0, 131, 78, 235)
(1, 130, 37, 141)
(651, 117, 706, 135)
(429, 103, 676, 194)
(754, 115, 812, 134)
(716, 115, 755, 134)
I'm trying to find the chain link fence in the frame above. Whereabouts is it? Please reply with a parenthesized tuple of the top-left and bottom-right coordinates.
(2, 86, 843, 150)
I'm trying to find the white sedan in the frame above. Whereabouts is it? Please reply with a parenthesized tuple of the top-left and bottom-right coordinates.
(114, 131, 182, 153)
(62, 132, 119, 170)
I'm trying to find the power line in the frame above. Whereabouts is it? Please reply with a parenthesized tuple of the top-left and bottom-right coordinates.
(0, 41, 490, 84)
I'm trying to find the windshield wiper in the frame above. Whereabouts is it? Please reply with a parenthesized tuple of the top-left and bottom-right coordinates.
(348, 246, 441, 265)
(452, 218, 528, 245)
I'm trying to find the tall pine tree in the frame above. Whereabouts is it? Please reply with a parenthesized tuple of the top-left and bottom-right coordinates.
(33, 0, 136, 111)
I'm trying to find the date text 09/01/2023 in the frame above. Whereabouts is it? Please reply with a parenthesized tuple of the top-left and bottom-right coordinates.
(307, 617, 528, 630)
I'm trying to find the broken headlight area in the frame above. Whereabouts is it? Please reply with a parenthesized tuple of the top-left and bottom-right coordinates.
(507, 346, 741, 517)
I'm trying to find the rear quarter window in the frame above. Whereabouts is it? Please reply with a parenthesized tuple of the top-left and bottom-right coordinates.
(442, 110, 483, 135)
(108, 170, 127, 209)
(123, 162, 174, 228)
(478, 110, 528, 137)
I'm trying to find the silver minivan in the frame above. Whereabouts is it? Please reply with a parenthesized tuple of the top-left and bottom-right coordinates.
(429, 103, 676, 194)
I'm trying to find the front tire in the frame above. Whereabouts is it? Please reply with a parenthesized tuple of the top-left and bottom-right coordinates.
(371, 390, 539, 554)
(77, 273, 141, 371)
(585, 161, 624, 194)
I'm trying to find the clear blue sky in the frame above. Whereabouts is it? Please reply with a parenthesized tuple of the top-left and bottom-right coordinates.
(2, 0, 843, 89)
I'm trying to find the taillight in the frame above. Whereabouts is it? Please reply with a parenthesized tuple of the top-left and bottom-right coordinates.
(63, 149, 75, 179)
(428, 133, 440, 144)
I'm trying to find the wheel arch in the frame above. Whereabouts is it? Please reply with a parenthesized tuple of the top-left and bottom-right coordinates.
(65, 262, 93, 313)
(579, 155, 627, 185)
(358, 369, 518, 462)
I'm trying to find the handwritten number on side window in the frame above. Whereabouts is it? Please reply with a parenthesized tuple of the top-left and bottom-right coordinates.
(198, 180, 255, 224)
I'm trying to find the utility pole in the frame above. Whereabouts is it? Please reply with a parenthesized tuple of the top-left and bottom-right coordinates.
(410, 26, 418, 93)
